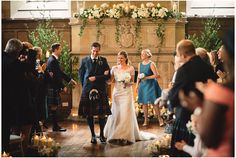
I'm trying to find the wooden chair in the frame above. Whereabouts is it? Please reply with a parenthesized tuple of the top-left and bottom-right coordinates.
(9, 134, 24, 156)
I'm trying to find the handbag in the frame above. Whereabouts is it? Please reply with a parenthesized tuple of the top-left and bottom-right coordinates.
(89, 88, 100, 102)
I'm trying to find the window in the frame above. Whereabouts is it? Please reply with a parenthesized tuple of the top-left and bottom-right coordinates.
(10, 0, 70, 19)
(186, 0, 234, 17)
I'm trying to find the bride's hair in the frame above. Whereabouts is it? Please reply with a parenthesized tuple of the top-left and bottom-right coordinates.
(118, 50, 129, 64)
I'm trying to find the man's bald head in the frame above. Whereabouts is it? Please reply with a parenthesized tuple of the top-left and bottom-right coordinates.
(177, 40, 196, 56)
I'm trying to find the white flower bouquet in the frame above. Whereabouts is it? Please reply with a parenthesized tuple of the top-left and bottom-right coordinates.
(117, 72, 131, 83)
(138, 73, 145, 79)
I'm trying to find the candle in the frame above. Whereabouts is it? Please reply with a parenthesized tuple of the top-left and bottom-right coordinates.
(141, 3, 145, 8)
(34, 135, 39, 146)
(2, 151, 8, 157)
(113, 4, 116, 9)
(40, 136, 47, 146)
(125, 6, 129, 13)
(93, 4, 97, 9)
(172, 3, 177, 12)
(46, 50, 50, 58)
(159, 155, 170, 158)
(47, 137, 53, 148)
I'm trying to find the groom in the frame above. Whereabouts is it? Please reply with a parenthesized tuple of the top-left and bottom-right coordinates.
(78, 42, 111, 144)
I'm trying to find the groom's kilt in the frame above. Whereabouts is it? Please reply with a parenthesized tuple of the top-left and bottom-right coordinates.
(47, 88, 61, 107)
(78, 90, 111, 116)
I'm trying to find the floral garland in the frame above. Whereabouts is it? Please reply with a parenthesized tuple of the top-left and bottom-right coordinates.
(73, 2, 184, 50)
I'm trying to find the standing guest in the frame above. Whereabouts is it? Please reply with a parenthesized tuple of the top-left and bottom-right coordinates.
(215, 46, 227, 82)
(78, 42, 111, 144)
(136, 49, 163, 127)
(2, 38, 23, 152)
(29, 46, 50, 134)
(198, 30, 234, 156)
(168, 39, 217, 156)
(195, 47, 211, 65)
(46, 43, 77, 132)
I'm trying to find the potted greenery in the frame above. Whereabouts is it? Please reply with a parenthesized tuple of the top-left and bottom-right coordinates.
(187, 17, 222, 51)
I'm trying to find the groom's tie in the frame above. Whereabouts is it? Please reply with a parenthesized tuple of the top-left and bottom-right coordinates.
(93, 59, 97, 63)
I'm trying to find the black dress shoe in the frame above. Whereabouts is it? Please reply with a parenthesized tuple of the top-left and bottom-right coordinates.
(53, 126, 67, 132)
(91, 136, 97, 144)
(99, 136, 106, 144)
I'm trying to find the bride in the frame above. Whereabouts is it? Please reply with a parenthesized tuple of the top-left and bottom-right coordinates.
(104, 51, 157, 144)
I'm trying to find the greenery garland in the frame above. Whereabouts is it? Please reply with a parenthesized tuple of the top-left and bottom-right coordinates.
(95, 19, 103, 41)
(135, 19, 142, 53)
(78, 18, 87, 37)
(115, 18, 120, 43)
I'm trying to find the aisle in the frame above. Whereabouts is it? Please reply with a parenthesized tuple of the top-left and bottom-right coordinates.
(45, 120, 165, 157)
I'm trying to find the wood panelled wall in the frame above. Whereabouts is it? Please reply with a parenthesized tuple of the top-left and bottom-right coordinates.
(2, 19, 71, 50)
(186, 17, 234, 39)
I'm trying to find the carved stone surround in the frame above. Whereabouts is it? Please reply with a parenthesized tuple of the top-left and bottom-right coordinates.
(70, 17, 186, 108)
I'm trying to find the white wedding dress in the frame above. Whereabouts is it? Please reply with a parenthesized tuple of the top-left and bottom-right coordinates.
(104, 65, 157, 143)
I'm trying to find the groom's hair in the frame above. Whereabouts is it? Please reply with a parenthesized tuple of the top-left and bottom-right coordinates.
(91, 42, 101, 49)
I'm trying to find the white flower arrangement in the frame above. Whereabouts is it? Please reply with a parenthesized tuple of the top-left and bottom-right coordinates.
(32, 135, 61, 157)
(146, 140, 161, 155)
(160, 106, 173, 122)
(74, 2, 185, 51)
(146, 135, 171, 156)
(74, 2, 181, 20)
(186, 114, 198, 134)
(38, 142, 61, 157)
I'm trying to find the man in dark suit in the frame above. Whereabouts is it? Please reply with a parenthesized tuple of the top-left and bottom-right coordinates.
(168, 40, 217, 156)
(78, 42, 111, 144)
(46, 43, 77, 132)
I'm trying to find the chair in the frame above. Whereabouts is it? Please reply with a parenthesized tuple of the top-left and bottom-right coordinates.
(9, 134, 24, 156)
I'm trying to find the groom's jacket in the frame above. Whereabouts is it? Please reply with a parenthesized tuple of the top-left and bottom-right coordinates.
(79, 56, 110, 93)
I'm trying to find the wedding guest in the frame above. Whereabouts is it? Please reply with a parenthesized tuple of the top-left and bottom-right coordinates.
(208, 50, 220, 71)
(2, 38, 23, 152)
(195, 47, 211, 65)
(198, 30, 234, 156)
(175, 109, 207, 157)
(78, 42, 111, 144)
(136, 49, 163, 127)
(177, 30, 234, 157)
(168, 39, 216, 157)
(46, 43, 77, 132)
(104, 51, 157, 145)
(215, 45, 227, 82)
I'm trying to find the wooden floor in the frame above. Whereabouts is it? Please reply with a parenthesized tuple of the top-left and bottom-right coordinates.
(44, 120, 165, 157)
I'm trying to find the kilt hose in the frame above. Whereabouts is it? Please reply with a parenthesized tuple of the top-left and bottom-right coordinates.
(79, 90, 111, 116)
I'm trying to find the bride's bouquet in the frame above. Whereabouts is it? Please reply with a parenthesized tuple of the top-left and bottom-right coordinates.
(117, 72, 132, 88)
